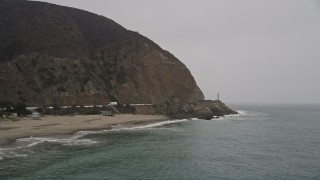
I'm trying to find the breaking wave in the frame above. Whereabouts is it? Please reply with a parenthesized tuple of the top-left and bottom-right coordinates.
(72, 119, 190, 138)
(0, 119, 189, 160)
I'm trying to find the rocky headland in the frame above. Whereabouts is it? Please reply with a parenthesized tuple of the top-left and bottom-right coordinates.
(0, 0, 237, 119)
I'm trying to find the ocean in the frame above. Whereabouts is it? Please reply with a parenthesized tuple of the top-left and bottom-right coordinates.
(0, 104, 320, 180)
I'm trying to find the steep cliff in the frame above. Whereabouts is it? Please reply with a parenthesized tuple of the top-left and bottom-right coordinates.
(0, 0, 204, 106)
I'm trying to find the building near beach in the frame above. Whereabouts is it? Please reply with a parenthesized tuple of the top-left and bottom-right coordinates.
(32, 112, 40, 119)
(100, 111, 112, 116)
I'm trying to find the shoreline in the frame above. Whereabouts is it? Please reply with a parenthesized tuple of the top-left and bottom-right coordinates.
(0, 114, 170, 146)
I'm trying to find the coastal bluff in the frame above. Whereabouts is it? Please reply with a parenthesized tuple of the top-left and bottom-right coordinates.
(0, 0, 236, 117)
(0, 0, 203, 106)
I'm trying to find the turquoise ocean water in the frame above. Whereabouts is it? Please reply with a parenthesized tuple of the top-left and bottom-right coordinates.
(0, 104, 320, 179)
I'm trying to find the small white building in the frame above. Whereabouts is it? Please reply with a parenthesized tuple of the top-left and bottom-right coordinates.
(108, 102, 118, 106)
(26, 107, 38, 110)
(32, 112, 40, 119)
(100, 111, 112, 116)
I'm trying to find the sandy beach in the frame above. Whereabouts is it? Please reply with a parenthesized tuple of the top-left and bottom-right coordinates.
(0, 114, 169, 146)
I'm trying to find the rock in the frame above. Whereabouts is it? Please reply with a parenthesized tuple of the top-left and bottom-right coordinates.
(153, 100, 237, 120)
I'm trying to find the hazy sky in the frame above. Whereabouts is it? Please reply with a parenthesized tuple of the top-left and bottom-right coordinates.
(36, 0, 320, 104)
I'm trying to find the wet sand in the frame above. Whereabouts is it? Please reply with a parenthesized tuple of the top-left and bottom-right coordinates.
(0, 114, 169, 146)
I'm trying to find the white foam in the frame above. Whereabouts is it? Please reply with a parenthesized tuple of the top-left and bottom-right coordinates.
(73, 119, 190, 137)
(230, 110, 269, 118)
(217, 110, 270, 120)
(119, 119, 189, 130)
(236, 110, 248, 116)
(0, 135, 97, 161)
(16, 136, 98, 146)
(204, 110, 248, 120)
(6, 151, 27, 158)
(0, 147, 29, 160)
(73, 131, 101, 139)
(0, 150, 4, 160)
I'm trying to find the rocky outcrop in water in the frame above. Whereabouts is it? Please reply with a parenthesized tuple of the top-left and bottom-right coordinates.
(159, 100, 238, 119)
(121, 100, 238, 120)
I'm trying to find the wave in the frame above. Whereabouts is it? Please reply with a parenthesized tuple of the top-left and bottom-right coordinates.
(117, 119, 189, 130)
(16, 136, 98, 146)
(72, 119, 189, 138)
(200, 110, 248, 121)
(183, 112, 247, 121)
(0, 149, 28, 160)
(0, 136, 97, 160)
(235, 110, 247, 116)
(212, 110, 270, 121)
(0, 119, 189, 160)
(235, 110, 270, 118)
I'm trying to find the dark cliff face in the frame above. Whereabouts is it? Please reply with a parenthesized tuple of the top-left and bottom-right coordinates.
(0, 0, 204, 106)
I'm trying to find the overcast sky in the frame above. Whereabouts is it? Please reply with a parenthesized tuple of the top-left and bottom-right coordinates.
(36, 0, 320, 104)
